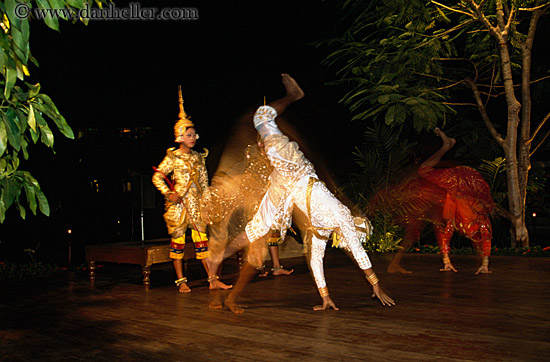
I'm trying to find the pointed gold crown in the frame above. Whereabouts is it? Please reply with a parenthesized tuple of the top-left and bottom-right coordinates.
(174, 85, 194, 142)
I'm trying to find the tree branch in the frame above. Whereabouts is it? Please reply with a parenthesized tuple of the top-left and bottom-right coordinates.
(530, 128, 550, 157)
(528, 111, 550, 143)
(465, 78, 506, 147)
(464, 0, 504, 42)
(441, 102, 477, 106)
(519, 3, 550, 12)
(430, 1, 475, 17)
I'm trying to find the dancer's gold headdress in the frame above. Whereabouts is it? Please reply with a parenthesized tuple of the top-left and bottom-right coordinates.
(174, 85, 194, 142)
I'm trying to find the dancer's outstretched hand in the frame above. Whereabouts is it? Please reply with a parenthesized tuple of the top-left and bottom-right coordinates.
(475, 265, 492, 274)
(372, 284, 395, 307)
(313, 296, 339, 311)
(439, 262, 458, 272)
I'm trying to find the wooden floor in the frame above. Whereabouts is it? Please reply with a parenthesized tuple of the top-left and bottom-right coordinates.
(1, 250, 549, 362)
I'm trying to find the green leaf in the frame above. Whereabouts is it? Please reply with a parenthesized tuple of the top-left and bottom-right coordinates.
(34, 94, 74, 139)
(11, 27, 26, 66)
(4, 0, 22, 30)
(0, 118, 7, 157)
(2, 110, 21, 151)
(23, 182, 37, 214)
(18, 203, 26, 219)
(4, 57, 17, 98)
(0, 199, 6, 223)
(15, 109, 27, 133)
(36, 189, 50, 216)
(378, 94, 390, 104)
(394, 104, 407, 124)
(26, 83, 41, 99)
(66, 0, 86, 7)
(0, 46, 6, 74)
(39, 123, 55, 148)
(20, 137, 29, 160)
(36, 0, 60, 31)
(48, 0, 69, 20)
(1, 177, 20, 209)
(385, 105, 396, 125)
(22, 171, 40, 188)
(28, 103, 37, 132)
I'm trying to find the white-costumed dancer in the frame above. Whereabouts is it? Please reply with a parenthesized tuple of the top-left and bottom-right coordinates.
(213, 74, 394, 312)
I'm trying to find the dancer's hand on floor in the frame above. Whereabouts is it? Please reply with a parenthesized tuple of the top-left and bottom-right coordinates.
(372, 284, 395, 307)
(439, 262, 458, 272)
(313, 296, 339, 311)
(475, 265, 492, 274)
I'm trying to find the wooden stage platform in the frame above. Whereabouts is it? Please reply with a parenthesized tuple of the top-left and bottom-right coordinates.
(1, 250, 549, 361)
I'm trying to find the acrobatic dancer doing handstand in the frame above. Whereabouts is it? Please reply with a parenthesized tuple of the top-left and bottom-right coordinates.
(209, 74, 394, 312)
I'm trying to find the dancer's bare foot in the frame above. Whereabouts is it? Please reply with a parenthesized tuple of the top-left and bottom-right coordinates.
(272, 266, 294, 276)
(281, 73, 304, 101)
(209, 290, 223, 309)
(225, 301, 246, 314)
(209, 301, 223, 309)
(178, 283, 191, 293)
(258, 268, 269, 277)
(434, 127, 456, 150)
(387, 263, 413, 274)
(209, 279, 233, 290)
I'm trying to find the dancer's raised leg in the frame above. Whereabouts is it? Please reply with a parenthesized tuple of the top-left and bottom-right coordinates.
(268, 74, 304, 116)
(420, 127, 456, 170)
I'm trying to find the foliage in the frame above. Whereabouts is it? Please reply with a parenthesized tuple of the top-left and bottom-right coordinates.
(407, 244, 550, 257)
(478, 157, 508, 205)
(0, 260, 59, 280)
(319, 0, 547, 130)
(363, 210, 403, 253)
(319, 0, 550, 247)
(0, 0, 108, 223)
(347, 122, 417, 208)
(318, 0, 458, 131)
(478, 156, 547, 206)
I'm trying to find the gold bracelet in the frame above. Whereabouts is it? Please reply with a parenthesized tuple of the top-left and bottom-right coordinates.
(318, 287, 329, 297)
(482, 257, 489, 266)
(207, 275, 219, 283)
(366, 272, 379, 286)
(442, 256, 451, 264)
(175, 277, 187, 286)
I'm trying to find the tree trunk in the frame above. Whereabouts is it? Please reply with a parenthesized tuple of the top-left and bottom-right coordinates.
(500, 41, 529, 248)
(471, 0, 530, 247)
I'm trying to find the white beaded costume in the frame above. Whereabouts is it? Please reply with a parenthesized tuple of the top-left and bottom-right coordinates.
(246, 105, 372, 291)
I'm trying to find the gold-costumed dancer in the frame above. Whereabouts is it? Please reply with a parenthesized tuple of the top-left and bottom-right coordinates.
(152, 86, 232, 293)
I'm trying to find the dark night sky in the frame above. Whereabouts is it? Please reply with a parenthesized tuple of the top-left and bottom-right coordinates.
(24, 0, 368, 193)
(29, 0, 355, 150)
(1, 0, 365, 254)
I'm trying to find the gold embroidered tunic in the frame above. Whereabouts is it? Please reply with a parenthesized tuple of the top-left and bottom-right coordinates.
(152, 147, 209, 238)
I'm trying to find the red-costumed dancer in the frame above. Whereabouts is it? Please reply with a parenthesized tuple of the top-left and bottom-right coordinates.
(387, 128, 495, 274)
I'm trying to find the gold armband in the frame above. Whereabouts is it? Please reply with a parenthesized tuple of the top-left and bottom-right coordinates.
(442, 256, 451, 264)
(318, 287, 329, 297)
(482, 256, 489, 266)
(366, 273, 379, 286)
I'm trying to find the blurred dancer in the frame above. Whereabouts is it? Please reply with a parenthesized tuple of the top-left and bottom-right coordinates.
(385, 128, 495, 274)
(210, 74, 394, 312)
